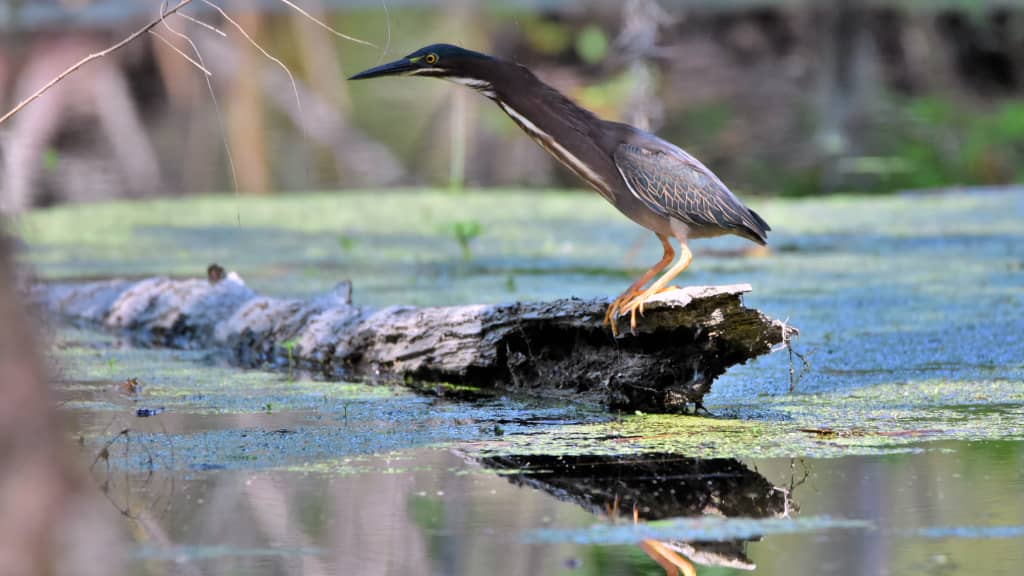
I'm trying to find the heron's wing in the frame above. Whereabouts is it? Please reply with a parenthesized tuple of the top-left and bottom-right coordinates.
(613, 141, 769, 243)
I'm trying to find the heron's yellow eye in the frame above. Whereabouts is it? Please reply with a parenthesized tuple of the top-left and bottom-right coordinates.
(424, 53, 438, 65)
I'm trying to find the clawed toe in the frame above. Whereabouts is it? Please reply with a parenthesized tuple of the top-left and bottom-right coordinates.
(605, 290, 659, 337)
(604, 295, 628, 336)
(617, 294, 648, 335)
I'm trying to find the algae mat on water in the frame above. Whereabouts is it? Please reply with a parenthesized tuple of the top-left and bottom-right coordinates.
(469, 379, 1024, 460)
(55, 327, 1022, 468)
(25, 188, 1024, 460)
(29, 188, 1024, 576)
(54, 326, 602, 472)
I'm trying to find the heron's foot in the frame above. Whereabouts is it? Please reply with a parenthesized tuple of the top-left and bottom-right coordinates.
(615, 284, 682, 334)
(604, 289, 642, 337)
(639, 540, 697, 576)
(633, 504, 696, 576)
(606, 285, 684, 336)
(613, 294, 646, 335)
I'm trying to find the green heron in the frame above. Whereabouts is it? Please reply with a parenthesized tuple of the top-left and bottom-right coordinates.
(350, 44, 770, 335)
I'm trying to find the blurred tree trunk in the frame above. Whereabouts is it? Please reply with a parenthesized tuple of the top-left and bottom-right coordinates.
(616, 0, 669, 131)
(445, 0, 480, 189)
(151, 25, 221, 195)
(0, 236, 122, 576)
(196, 33, 405, 187)
(814, 0, 881, 191)
(1, 37, 162, 210)
(227, 4, 270, 195)
(290, 0, 349, 185)
(0, 235, 70, 575)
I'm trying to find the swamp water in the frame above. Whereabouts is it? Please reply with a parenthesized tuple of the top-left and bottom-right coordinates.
(23, 189, 1024, 575)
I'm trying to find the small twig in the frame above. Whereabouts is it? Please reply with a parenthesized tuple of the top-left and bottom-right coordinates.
(152, 417, 177, 517)
(376, 0, 392, 64)
(276, 0, 377, 48)
(158, 0, 239, 212)
(789, 458, 809, 494)
(200, 0, 303, 116)
(123, 427, 133, 516)
(148, 30, 213, 75)
(90, 428, 130, 472)
(774, 457, 809, 517)
(0, 0, 195, 125)
(89, 427, 135, 517)
(176, 11, 227, 37)
(775, 317, 810, 393)
(788, 343, 810, 393)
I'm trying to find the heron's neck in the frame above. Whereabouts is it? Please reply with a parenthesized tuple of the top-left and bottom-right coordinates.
(496, 65, 598, 133)
(482, 63, 612, 198)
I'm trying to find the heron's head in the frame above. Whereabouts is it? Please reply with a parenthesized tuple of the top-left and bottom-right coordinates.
(348, 44, 495, 83)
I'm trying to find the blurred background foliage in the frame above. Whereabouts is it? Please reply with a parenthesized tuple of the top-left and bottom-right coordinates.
(3, 0, 1024, 209)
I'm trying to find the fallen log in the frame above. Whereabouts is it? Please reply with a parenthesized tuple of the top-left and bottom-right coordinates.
(31, 266, 796, 413)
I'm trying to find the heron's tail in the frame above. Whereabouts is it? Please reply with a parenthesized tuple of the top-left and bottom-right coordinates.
(739, 207, 771, 246)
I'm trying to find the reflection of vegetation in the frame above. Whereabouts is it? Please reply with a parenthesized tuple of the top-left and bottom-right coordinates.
(408, 493, 447, 570)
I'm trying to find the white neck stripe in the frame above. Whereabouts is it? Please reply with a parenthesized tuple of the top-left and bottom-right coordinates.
(496, 101, 610, 199)
(447, 77, 490, 89)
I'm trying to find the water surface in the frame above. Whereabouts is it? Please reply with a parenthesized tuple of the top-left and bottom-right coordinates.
(26, 188, 1024, 575)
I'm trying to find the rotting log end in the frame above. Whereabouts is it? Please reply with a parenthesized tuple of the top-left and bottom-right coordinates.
(479, 285, 795, 412)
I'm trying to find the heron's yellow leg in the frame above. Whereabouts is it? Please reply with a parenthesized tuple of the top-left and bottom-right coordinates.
(633, 503, 696, 576)
(617, 243, 693, 334)
(604, 234, 674, 336)
(639, 540, 697, 576)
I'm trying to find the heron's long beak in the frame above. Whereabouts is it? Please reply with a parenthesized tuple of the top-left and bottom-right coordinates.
(348, 58, 416, 80)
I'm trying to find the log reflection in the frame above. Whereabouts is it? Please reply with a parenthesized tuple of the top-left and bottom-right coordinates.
(480, 453, 792, 571)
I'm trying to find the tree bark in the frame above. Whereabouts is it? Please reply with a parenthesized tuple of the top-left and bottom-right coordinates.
(31, 268, 796, 413)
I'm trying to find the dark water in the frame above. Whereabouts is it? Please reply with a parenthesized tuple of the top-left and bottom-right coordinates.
(31, 189, 1024, 575)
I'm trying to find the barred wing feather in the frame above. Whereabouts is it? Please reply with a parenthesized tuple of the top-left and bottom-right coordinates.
(613, 142, 769, 244)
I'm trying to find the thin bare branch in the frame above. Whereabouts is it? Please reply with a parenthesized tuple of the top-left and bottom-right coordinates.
(148, 30, 213, 76)
(376, 0, 392, 64)
(0, 0, 195, 125)
(200, 0, 302, 116)
(176, 11, 227, 37)
(0, 0, 377, 125)
(158, 0, 239, 207)
(276, 0, 377, 48)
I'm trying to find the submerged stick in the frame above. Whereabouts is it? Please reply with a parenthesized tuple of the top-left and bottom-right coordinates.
(31, 268, 795, 412)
